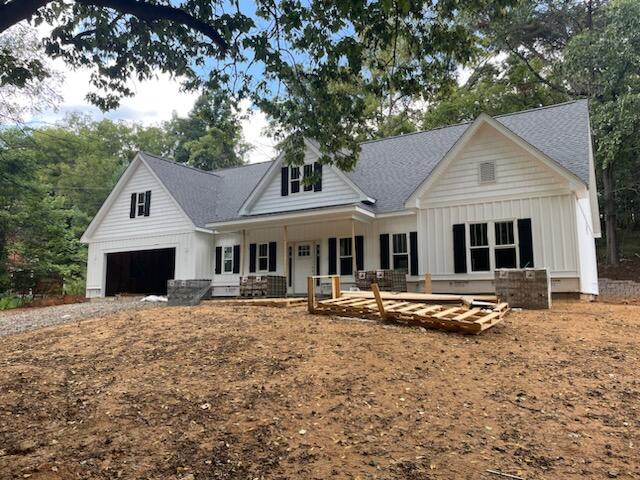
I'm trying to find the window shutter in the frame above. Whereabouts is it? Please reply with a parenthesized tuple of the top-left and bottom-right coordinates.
(143, 190, 151, 216)
(129, 193, 136, 218)
(281, 166, 289, 196)
(379, 234, 390, 269)
(355, 235, 364, 271)
(409, 231, 418, 276)
(215, 246, 222, 275)
(233, 245, 240, 274)
(518, 218, 534, 268)
(313, 162, 323, 192)
(268, 241, 277, 272)
(249, 243, 257, 273)
(453, 224, 467, 273)
(328, 237, 337, 275)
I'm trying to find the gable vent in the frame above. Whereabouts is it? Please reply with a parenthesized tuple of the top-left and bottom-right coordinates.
(479, 161, 496, 184)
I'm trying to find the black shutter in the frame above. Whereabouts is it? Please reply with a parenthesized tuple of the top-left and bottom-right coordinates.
(268, 241, 277, 272)
(143, 190, 151, 216)
(453, 224, 467, 273)
(313, 162, 323, 192)
(518, 218, 534, 268)
(355, 235, 364, 271)
(379, 234, 390, 269)
(129, 193, 136, 218)
(215, 246, 222, 274)
(328, 237, 337, 275)
(281, 166, 289, 196)
(233, 245, 240, 274)
(249, 243, 257, 273)
(409, 231, 419, 276)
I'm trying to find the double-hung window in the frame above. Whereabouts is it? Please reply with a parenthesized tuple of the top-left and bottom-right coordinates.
(136, 193, 146, 216)
(223, 246, 234, 273)
(290, 166, 300, 193)
(339, 238, 353, 275)
(469, 223, 490, 271)
(392, 233, 409, 273)
(494, 221, 517, 268)
(258, 243, 269, 271)
(303, 164, 314, 191)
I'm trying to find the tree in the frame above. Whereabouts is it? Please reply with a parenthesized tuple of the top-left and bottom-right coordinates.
(163, 91, 250, 170)
(0, 0, 515, 168)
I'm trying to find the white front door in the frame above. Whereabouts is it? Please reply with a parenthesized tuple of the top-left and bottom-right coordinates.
(293, 242, 314, 294)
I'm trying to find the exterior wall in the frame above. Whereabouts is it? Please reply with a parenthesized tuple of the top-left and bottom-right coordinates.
(91, 161, 192, 241)
(246, 150, 361, 215)
(422, 123, 572, 206)
(86, 232, 201, 297)
(575, 196, 599, 295)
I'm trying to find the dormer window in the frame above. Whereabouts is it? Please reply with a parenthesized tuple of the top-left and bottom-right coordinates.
(129, 190, 151, 218)
(281, 163, 323, 196)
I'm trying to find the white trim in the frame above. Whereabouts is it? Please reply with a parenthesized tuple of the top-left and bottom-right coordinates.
(404, 113, 587, 208)
(238, 138, 375, 215)
(81, 153, 204, 243)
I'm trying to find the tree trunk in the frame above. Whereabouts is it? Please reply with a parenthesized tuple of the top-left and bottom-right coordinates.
(602, 163, 619, 266)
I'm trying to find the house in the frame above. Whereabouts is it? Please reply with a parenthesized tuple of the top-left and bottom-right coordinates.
(81, 100, 600, 298)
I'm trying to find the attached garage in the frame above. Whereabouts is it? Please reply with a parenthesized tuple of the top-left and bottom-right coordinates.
(105, 248, 175, 296)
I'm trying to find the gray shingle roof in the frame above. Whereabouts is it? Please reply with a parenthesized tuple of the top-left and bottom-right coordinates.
(141, 100, 590, 226)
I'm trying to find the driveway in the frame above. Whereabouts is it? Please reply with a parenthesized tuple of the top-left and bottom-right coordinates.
(0, 298, 162, 337)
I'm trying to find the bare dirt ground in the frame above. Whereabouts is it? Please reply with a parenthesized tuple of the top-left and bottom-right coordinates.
(0, 300, 638, 480)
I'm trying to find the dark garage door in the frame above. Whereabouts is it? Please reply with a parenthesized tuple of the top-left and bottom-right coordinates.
(105, 248, 175, 296)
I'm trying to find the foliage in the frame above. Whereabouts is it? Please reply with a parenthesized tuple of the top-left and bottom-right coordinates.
(0, 296, 26, 310)
(0, 0, 514, 168)
(63, 277, 87, 296)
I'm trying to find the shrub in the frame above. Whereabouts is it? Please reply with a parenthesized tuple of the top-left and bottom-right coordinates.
(63, 277, 86, 296)
(0, 296, 27, 310)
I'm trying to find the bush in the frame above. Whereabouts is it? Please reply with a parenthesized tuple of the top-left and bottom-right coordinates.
(63, 277, 86, 296)
(0, 296, 27, 310)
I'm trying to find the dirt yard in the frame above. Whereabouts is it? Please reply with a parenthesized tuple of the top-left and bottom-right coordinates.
(0, 301, 638, 480)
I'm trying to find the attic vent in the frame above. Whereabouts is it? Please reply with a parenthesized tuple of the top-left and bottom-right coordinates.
(479, 161, 496, 184)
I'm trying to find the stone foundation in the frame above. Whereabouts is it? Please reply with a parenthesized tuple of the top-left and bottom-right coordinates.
(494, 269, 551, 309)
(598, 278, 640, 299)
(167, 279, 212, 306)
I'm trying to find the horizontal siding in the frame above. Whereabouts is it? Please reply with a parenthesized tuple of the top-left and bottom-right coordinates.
(421, 194, 579, 276)
(92, 162, 192, 240)
(248, 150, 360, 215)
(422, 124, 572, 205)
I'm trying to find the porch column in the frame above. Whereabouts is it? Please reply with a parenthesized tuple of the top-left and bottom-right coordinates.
(240, 229, 246, 275)
(283, 225, 288, 290)
(351, 219, 356, 275)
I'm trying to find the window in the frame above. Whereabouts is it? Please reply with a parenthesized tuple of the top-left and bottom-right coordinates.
(223, 246, 234, 273)
(494, 221, 517, 268)
(479, 161, 496, 184)
(130, 190, 151, 218)
(303, 164, 314, 191)
(298, 244, 310, 257)
(339, 238, 353, 275)
(290, 166, 300, 193)
(258, 243, 269, 271)
(392, 233, 409, 273)
(469, 223, 490, 271)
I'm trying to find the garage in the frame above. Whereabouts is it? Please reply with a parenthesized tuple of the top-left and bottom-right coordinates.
(105, 248, 175, 296)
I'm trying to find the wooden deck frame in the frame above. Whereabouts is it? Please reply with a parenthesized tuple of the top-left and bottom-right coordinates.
(307, 275, 508, 334)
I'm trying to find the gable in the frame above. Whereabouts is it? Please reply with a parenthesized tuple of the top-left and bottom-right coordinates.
(242, 142, 371, 216)
(419, 122, 578, 206)
(89, 161, 193, 240)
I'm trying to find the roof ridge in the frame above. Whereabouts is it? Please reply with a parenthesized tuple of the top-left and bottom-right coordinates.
(358, 99, 583, 146)
(139, 151, 222, 178)
(212, 159, 275, 174)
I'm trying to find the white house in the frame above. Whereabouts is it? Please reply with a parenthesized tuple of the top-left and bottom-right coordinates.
(81, 100, 600, 298)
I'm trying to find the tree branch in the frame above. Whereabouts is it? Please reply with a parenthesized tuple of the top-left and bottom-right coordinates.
(0, 0, 50, 33)
(0, 0, 228, 52)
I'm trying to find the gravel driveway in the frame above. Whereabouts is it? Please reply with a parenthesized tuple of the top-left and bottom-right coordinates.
(0, 298, 163, 337)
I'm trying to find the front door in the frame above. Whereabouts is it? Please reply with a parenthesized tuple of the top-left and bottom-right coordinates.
(293, 242, 314, 294)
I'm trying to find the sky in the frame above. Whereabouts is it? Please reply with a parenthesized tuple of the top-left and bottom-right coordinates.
(24, 53, 278, 164)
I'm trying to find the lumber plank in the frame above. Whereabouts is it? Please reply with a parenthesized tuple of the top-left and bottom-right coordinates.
(452, 308, 482, 321)
(432, 307, 462, 319)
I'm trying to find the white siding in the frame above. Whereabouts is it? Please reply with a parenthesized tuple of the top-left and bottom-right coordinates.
(247, 150, 361, 215)
(92, 162, 192, 240)
(422, 124, 572, 206)
(575, 196, 599, 294)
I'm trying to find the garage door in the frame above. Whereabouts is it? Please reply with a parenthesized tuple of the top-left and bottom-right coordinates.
(105, 248, 175, 296)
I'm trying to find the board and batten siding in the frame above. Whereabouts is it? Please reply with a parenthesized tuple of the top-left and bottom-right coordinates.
(91, 161, 193, 240)
(422, 123, 573, 206)
(247, 152, 361, 215)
